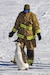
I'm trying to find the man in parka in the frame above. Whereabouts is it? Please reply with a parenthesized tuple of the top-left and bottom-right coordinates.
(9, 4, 41, 66)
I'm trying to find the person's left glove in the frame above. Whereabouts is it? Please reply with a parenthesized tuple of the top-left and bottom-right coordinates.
(9, 31, 15, 37)
(37, 33, 42, 40)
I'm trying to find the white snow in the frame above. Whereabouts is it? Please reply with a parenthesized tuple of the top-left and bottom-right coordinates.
(0, 0, 50, 74)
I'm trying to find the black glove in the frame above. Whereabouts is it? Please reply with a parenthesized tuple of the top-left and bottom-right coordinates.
(37, 33, 41, 40)
(9, 31, 15, 37)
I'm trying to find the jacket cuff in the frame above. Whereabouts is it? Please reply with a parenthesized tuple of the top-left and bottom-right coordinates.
(12, 28, 17, 32)
(36, 29, 41, 34)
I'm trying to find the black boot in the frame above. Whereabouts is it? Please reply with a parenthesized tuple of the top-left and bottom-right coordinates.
(27, 49, 34, 65)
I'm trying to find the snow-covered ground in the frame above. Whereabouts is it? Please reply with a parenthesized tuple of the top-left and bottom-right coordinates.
(0, 0, 50, 74)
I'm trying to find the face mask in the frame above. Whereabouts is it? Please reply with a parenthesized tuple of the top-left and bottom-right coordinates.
(24, 9, 30, 13)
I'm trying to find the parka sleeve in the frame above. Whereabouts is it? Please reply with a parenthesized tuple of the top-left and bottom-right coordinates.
(32, 13, 41, 34)
(12, 13, 20, 33)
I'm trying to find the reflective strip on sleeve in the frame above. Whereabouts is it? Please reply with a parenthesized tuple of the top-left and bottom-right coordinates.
(20, 24, 32, 30)
(12, 28, 17, 32)
(17, 33, 24, 39)
(36, 29, 41, 34)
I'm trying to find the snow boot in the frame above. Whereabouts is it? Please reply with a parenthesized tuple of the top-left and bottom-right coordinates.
(27, 49, 34, 65)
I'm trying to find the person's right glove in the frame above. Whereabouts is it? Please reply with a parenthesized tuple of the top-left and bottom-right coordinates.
(9, 31, 15, 37)
(37, 33, 42, 40)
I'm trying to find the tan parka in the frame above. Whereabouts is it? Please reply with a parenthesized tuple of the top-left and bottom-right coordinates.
(12, 11, 41, 50)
